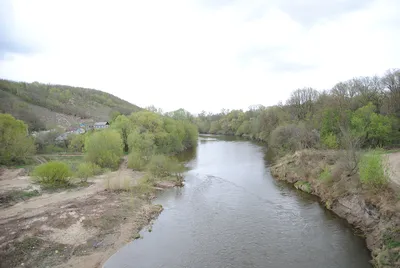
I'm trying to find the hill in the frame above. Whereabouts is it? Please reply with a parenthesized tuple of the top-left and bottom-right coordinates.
(0, 79, 141, 130)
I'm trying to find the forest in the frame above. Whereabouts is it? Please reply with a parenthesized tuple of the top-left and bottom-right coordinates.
(194, 68, 400, 158)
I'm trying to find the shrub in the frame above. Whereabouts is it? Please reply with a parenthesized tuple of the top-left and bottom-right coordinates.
(84, 130, 123, 169)
(322, 133, 339, 149)
(359, 150, 389, 188)
(269, 124, 319, 157)
(75, 162, 102, 182)
(32, 161, 72, 187)
(146, 155, 184, 178)
(127, 151, 147, 171)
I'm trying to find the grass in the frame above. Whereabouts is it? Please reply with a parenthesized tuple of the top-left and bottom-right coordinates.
(0, 189, 41, 206)
(294, 181, 312, 193)
(104, 173, 132, 191)
(383, 228, 400, 249)
(318, 166, 332, 182)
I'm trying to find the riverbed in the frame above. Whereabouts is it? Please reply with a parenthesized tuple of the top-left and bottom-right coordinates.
(104, 135, 372, 268)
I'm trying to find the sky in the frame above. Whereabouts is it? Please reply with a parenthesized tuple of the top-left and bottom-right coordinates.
(0, 0, 399, 114)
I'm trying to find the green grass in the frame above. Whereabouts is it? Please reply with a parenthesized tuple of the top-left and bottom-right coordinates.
(294, 181, 312, 193)
(383, 228, 400, 249)
(318, 167, 332, 182)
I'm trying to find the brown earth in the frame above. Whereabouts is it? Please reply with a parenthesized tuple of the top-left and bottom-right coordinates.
(0, 160, 171, 268)
(388, 152, 400, 191)
(270, 150, 400, 268)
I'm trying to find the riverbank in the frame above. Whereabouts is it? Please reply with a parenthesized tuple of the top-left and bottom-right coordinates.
(270, 150, 400, 268)
(0, 162, 178, 268)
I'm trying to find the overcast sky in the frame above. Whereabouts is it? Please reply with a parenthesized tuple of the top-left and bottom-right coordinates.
(0, 0, 399, 114)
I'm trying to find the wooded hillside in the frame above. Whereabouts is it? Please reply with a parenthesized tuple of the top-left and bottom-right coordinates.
(0, 79, 141, 130)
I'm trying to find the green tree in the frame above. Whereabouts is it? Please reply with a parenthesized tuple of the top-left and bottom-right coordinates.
(0, 113, 35, 165)
(68, 134, 86, 153)
(112, 115, 133, 152)
(84, 130, 123, 169)
(128, 130, 155, 159)
(351, 103, 393, 146)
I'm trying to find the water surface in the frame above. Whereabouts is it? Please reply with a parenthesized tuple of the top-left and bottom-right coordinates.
(105, 136, 372, 268)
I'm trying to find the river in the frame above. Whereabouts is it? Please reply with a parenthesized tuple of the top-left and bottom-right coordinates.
(104, 135, 372, 268)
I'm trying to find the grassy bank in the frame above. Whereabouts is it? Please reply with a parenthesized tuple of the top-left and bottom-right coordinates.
(270, 150, 400, 268)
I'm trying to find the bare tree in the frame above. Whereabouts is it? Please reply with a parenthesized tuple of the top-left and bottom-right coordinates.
(382, 69, 400, 116)
(339, 126, 362, 176)
(286, 87, 319, 120)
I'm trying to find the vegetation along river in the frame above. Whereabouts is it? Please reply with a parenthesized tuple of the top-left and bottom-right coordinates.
(104, 135, 372, 268)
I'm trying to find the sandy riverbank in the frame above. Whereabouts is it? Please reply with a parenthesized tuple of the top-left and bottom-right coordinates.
(0, 161, 174, 268)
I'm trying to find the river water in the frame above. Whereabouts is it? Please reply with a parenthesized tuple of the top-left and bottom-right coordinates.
(104, 135, 372, 268)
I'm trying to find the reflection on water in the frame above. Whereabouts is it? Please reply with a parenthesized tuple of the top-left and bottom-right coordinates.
(104, 136, 372, 268)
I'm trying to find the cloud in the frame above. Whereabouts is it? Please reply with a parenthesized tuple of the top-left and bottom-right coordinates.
(0, 0, 399, 114)
(0, 0, 40, 58)
(277, 0, 375, 27)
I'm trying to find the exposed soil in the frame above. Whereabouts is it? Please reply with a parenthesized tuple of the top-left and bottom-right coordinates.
(388, 152, 400, 190)
(0, 160, 169, 268)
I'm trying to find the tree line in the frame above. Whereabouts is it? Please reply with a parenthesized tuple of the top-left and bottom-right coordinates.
(0, 110, 198, 168)
(194, 69, 400, 157)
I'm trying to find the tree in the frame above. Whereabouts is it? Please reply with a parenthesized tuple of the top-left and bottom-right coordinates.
(128, 130, 155, 159)
(68, 134, 85, 152)
(109, 110, 121, 123)
(350, 103, 393, 147)
(0, 113, 35, 165)
(112, 115, 133, 152)
(382, 69, 400, 116)
(286, 88, 319, 121)
(84, 130, 123, 169)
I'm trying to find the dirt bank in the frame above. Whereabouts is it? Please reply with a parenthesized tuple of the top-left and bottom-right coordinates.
(270, 150, 400, 268)
(0, 162, 175, 268)
(388, 152, 400, 191)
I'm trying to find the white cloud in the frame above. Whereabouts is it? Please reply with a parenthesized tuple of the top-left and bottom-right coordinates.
(0, 0, 399, 114)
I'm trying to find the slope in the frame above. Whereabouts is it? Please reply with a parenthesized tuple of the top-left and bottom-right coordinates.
(0, 79, 141, 130)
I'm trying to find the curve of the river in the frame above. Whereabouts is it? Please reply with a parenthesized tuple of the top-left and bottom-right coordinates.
(104, 135, 372, 268)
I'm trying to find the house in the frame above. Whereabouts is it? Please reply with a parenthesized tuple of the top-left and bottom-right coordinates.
(94, 122, 110, 129)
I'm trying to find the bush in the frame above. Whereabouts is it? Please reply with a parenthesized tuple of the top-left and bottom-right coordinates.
(359, 150, 389, 188)
(32, 161, 72, 187)
(146, 155, 184, 178)
(75, 162, 101, 182)
(127, 151, 147, 171)
(322, 133, 339, 149)
(269, 124, 319, 157)
(84, 130, 123, 169)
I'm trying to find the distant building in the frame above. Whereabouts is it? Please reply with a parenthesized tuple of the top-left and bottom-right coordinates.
(94, 122, 110, 129)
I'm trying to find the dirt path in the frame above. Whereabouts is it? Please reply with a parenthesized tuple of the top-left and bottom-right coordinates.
(387, 152, 400, 190)
(0, 159, 161, 268)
